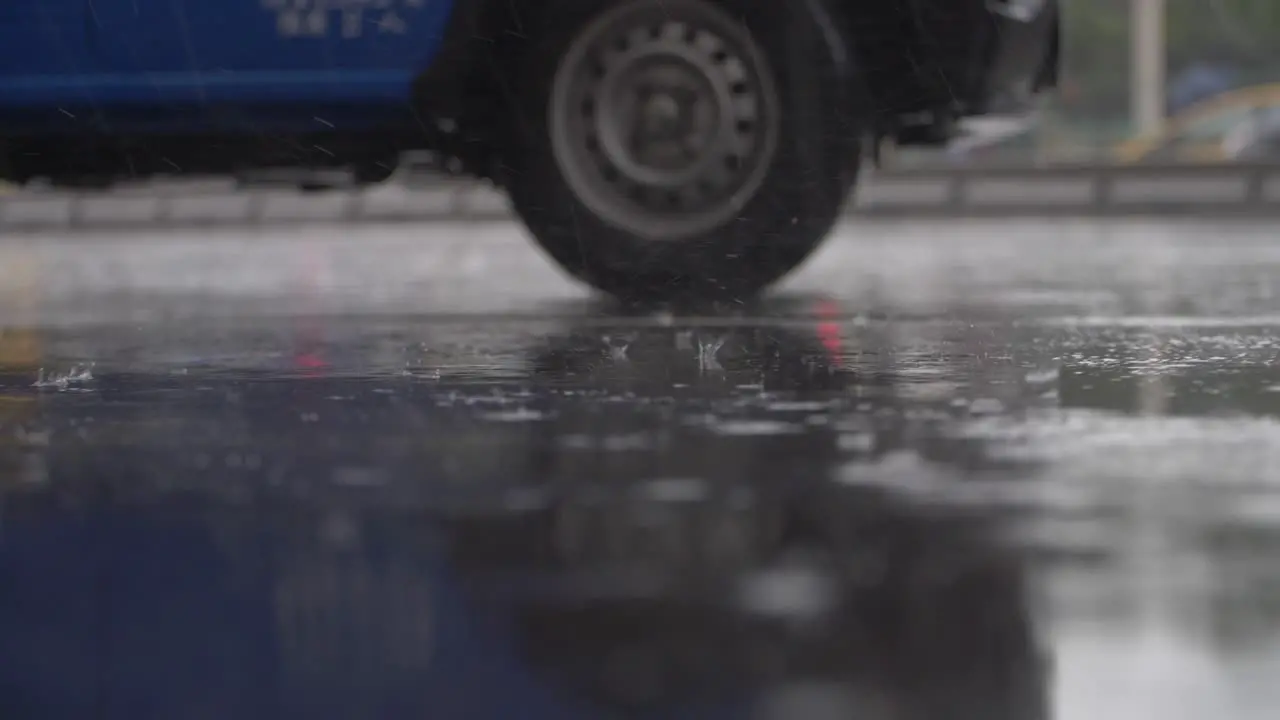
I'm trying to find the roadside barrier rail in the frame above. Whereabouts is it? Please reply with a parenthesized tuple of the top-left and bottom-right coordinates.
(0, 161, 1276, 232)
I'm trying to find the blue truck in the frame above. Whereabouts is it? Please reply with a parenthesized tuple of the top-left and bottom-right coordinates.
(0, 0, 1059, 300)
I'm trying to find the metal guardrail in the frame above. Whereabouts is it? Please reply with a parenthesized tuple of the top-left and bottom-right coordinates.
(0, 161, 1276, 232)
(0, 178, 513, 232)
(855, 161, 1280, 218)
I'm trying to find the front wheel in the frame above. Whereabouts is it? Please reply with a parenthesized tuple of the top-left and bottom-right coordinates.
(502, 0, 864, 303)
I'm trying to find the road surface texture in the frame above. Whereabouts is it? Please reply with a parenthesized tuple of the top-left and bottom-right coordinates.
(3, 217, 1280, 720)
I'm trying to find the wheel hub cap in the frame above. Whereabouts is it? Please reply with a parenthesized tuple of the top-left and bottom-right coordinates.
(549, 2, 780, 240)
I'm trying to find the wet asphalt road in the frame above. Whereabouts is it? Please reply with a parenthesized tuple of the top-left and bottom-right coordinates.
(4, 218, 1280, 719)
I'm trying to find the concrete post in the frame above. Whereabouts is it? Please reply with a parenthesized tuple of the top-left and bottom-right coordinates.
(1131, 0, 1168, 135)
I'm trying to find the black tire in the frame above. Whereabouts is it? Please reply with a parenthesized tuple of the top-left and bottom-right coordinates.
(501, 0, 865, 303)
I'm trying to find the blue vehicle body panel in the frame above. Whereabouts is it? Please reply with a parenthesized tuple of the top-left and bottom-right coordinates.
(0, 0, 459, 132)
(0, 1, 96, 97)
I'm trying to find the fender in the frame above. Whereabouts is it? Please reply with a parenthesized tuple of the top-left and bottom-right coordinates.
(415, 0, 861, 121)
(410, 0, 505, 121)
(799, 0, 854, 80)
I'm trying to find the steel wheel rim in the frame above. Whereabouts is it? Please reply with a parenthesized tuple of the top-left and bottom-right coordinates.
(549, 0, 781, 240)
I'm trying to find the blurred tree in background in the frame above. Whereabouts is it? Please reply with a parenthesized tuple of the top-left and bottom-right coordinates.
(907, 0, 1280, 163)
(1063, 0, 1280, 119)
(1167, 0, 1280, 73)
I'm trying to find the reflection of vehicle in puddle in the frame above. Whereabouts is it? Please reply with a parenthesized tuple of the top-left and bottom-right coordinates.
(441, 319, 1051, 718)
(0, 315, 1046, 719)
(5, 314, 1033, 509)
(0, 327, 40, 369)
(0, 325, 47, 495)
(0, 249, 48, 494)
(0, 493, 450, 719)
(444, 458, 1051, 719)
(531, 321, 870, 393)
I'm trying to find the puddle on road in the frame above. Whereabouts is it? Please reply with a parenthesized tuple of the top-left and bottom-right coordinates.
(3, 314, 1280, 719)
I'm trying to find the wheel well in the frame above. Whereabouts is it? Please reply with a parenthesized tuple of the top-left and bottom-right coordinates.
(436, 0, 956, 168)
(821, 1, 960, 139)
(413, 0, 553, 116)
(406, 0, 557, 179)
